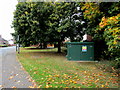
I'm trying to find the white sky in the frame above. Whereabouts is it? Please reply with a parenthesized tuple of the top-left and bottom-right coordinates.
(0, 0, 18, 40)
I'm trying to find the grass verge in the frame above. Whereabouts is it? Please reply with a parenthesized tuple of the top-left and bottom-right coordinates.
(17, 47, 119, 88)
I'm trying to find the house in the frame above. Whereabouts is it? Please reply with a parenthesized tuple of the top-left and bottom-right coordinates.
(0, 35, 8, 45)
(8, 39, 15, 46)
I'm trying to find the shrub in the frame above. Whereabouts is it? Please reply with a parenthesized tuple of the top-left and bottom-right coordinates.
(98, 14, 120, 62)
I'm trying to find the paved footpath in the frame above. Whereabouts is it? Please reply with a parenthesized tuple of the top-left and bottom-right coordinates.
(0, 46, 35, 89)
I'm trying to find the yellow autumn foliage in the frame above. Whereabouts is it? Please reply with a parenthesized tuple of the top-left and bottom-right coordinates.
(81, 3, 101, 22)
(99, 14, 120, 29)
(99, 13, 120, 50)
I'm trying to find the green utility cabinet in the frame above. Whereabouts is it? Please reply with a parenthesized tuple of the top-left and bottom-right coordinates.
(66, 42, 94, 61)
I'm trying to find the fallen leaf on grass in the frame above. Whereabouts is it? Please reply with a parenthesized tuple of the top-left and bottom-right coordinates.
(21, 67, 25, 71)
(105, 82, 109, 86)
(48, 75, 52, 77)
(74, 72, 78, 75)
(41, 78, 44, 80)
(76, 68, 79, 70)
(98, 73, 103, 76)
(77, 79, 80, 81)
(73, 81, 77, 84)
(54, 82, 59, 84)
(68, 76, 72, 78)
(37, 85, 42, 88)
(28, 78, 33, 82)
(45, 85, 49, 88)
(101, 85, 104, 88)
(52, 80, 54, 82)
(46, 82, 51, 84)
(96, 85, 99, 88)
(55, 86, 58, 88)
(33, 71, 38, 74)
(84, 71, 87, 74)
(95, 79, 99, 83)
(28, 86, 34, 88)
(33, 84, 37, 88)
(54, 74, 60, 77)
(81, 82, 86, 85)
(32, 80, 35, 83)
(112, 81, 118, 84)
(11, 86, 17, 88)
(74, 76, 78, 79)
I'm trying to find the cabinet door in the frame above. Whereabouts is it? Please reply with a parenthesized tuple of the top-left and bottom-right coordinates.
(80, 45, 94, 61)
(68, 44, 80, 61)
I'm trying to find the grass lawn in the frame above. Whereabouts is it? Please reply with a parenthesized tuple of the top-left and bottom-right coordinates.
(17, 47, 119, 88)
(0, 45, 8, 47)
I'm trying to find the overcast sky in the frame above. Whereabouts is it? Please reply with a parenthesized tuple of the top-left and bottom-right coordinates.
(0, 0, 18, 40)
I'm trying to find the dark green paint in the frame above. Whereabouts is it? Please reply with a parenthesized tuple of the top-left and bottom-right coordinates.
(66, 42, 94, 61)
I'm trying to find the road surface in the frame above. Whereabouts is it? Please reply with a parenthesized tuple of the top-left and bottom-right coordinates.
(0, 46, 34, 88)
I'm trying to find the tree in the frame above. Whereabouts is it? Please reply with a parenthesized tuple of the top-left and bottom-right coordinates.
(80, 2, 120, 61)
(12, 2, 53, 47)
(47, 2, 86, 52)
(99, 14, 120, 53)
(47, 2, 74, 52)
(12, 2, 90, 53)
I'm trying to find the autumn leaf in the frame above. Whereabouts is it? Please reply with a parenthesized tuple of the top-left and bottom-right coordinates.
(37, 85, 42, 88)
(105, 82, 109, 86)
(73, 81, 77, 84)
(41, 78, 44, 80)
(95, 79, 99, 83)
(33, 84, 37, 88)
(51, 80, 54, 82)
(84, 71, 87, 74)
(54, 82, 59, 84)
(55, 86, 58, 88)
(28, 86, 34, 88)
(45, 85, 49, 88)
(49, 85, 52, 88)
(77, 79, 80, 81)
(81, 82, 85, 85)
(101, 85, 104, 88)
(46, 82, 51, 84)
(28, 78, 33, 82)
(54, 74, 60, 77)
(33, 71, 38, 74)
(11, 86, 17, 88)
(8, 76, 14, 80)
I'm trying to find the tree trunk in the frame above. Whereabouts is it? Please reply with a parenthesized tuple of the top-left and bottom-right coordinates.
(57, 40, 61, 53)
(40, 43, 43, 49)
(43, 43, 47, 49)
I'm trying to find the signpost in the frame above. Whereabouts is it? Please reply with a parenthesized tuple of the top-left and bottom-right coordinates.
(16, 35, 20, 54)
(18, 35, 20, 54)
